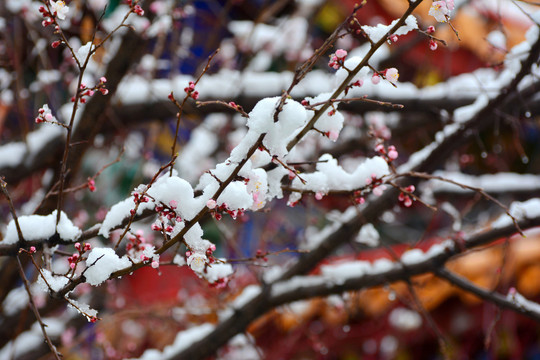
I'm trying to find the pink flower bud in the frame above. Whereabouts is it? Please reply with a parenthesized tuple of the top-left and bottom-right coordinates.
(429, 40, 438, 51)
(404, 196, 413, 207)
(388, 149, 398, 160)
(371, 73, 381, 85)
(315, 192, 323, 200)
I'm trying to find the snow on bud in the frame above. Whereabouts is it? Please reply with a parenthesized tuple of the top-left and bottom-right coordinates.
(389, 34, 398, 43)
(328, 130, 339, 142)
(151, 260, 159, 268)
(169, 200, 177, 209)
(187, 253, 207, 272)
(429, 40, 438, 51)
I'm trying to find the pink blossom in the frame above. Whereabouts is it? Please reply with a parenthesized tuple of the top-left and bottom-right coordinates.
(206, 199, 217, 209)
(335, 49, 347, 58)
(385, 68, 399, 84)
(50, 0, 69, 20)
(429, 1, 450, 22)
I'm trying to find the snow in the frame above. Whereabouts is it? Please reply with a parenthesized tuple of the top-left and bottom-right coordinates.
(389, 307, 422, 331)
(356, 223, 380, 247)
(84, 247, 131, 286)
(507, 290, 540, 315)
(426, 172, 540, 194)
(290, 154, 389, 195)
(75, 42, 95, 65)
(204, 261, 234, 283)
(3, 210, 81, 245)
(99, 195, 155, 237)
(361, 15, 418, 43)
(0, 318, 65, 360)
(492, 198, 540, 228)
(66, 296, 98, 321)
(135, 324, 215, 360)
(246, 96, 308, 158)
(36, 269, 69, 292)
(321, 261, 372, 285)
(216, 181, 253, 210)
(232, 285, 261, 309)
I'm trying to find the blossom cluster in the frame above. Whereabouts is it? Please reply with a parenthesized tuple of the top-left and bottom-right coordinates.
(375, 143, 399, 163)
(398, 185, 416, 208)
(35, 104, 57, 124)
(328, 49, 348, 69)
(151, 200, 182, 236)
(67, 242, 92, 271)
(126, 0, 145, 16)
(184, 81, 199, 100)
(71, 77, 108, 103)
(40, 1, 69, 28)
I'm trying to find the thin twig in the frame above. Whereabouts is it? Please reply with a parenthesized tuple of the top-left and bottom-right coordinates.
(0, 178, 25, 243)
(399, 171, 524, 235)
(16, 254, 62, 360)
(169, 49, 220, 176)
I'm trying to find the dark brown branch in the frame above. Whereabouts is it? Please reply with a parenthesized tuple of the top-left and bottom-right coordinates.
(435, 268, 540, 322)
